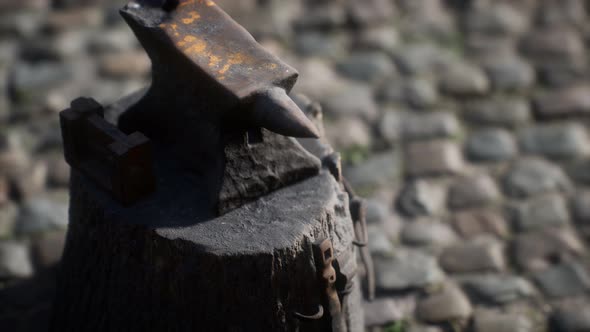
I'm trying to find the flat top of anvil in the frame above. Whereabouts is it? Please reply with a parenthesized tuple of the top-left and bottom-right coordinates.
(125, 0, 298, 98)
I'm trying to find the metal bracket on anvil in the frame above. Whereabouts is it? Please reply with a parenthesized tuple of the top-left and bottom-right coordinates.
(60, 97, 156, 206)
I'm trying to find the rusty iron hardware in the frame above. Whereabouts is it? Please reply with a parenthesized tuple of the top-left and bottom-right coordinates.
(357, 239, 375, 301)
(333, 249, 352, 285)
(322, 152, 342, 183)
(294, 304, 324, 321)
(294, 250, 353, 325)
(60, 97, 156, 205)
(349, 198, 368, 247)
(333, 252, 354, 298)
(342, 179, 375, 301)
(119, 0, 319, 140)
(342, 179, 367, 247)
(332, 251, 354, 330)
(333, 255, 353, 332)
(312, 238, 347, 332)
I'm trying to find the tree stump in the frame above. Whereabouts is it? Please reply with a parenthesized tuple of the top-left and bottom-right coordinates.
(51, 1, 365, 329)
(50, 155, 364, 331)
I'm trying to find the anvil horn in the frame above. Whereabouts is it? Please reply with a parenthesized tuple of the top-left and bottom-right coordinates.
(251, 87, 320, 139)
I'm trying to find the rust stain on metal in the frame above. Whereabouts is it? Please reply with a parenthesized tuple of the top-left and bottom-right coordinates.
(208, 54, 221, 68)
(181, 10, 201, 24)
(218, 53, 245, 76)
(179, 0, 194, 6)
(180, 0, 213, 7)
(201, 0, 215, 6)
(179, 35, 207, 55)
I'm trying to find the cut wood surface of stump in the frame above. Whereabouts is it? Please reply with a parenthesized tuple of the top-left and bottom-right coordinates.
(51, 168, 363, 331)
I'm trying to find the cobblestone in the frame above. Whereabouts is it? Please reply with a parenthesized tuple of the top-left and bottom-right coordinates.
(374, 248, 445, 291)
(439, 237, 506, 273)
(458, 274, 535, 305)
(336, 51, 396, 84)
(463, 97, 531, 128)
(397, 180, 446, 217)
(503, 158, 572, 198)
(513, 227, 586, 271)
(465, 128, 517, 162)
(447, 174, 500, 210)
(533, 85, 590, 118)
(473, 308, 534, 332)
(416, 282, 472, 323)
(400, 218, 458, 249)
(551, 303, 590, 332)
(439, 63, 490, 96)
(516, 194, 570, 231)
(405, 140, 464, 177)
(452, 209, 510, 239)
(480, 53, 535, 92)
(533, 263, 590, 298)
(519, 123, 589, 159)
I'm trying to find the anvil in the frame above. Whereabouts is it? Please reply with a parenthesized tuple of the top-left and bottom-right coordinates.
(114, 0, 321, 213)
(118, 0, 319, 140)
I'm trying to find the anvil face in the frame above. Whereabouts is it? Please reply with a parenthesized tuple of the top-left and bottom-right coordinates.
(122, 0, 298, 99)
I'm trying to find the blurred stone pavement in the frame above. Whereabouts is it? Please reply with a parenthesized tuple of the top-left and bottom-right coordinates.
(1, 0, 590, 331)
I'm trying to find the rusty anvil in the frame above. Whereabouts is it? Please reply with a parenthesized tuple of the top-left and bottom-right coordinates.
(112, 0, 321, 213)
(119, 0, 318, 139)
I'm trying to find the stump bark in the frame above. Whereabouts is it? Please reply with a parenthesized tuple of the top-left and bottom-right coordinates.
(51, 162, 363, 331)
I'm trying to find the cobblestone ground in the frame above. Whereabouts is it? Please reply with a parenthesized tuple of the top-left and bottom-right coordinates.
(1, 0, 590, 331)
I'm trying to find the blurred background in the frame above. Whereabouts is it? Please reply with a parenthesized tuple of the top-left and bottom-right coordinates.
(1, 0, 590, 331)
